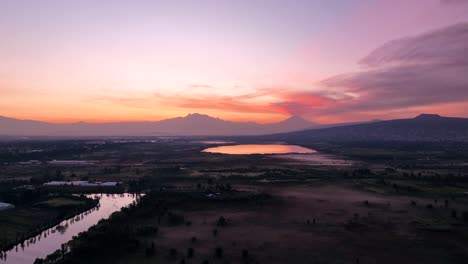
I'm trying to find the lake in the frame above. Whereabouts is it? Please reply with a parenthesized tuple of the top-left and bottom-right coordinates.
(1, 193, 140, 264)
(202, 144, 316, 155)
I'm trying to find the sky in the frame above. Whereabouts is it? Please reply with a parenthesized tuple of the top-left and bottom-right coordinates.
(1, 0, 468, 124)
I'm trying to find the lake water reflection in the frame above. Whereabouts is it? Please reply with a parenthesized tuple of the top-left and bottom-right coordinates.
(202, 144, 316, 155)
(1, 193, 140, 264)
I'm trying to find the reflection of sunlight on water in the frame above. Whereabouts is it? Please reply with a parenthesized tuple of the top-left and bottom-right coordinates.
(202, 144, 316, 155)
(1, 193, 142, 264)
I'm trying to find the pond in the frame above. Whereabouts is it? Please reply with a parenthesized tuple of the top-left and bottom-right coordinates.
(202, 144, 316, 155)
(1, 193, 141, 264)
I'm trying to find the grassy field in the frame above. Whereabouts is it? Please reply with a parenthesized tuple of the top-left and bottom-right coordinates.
(67, 181, 467, 264)
(2, 139, 468, 263)
(37, 197, 86, 207)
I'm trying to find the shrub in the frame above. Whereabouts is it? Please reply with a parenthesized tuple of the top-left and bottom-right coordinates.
(187, 247, 194, 258)
(169, 248, 178, 257)
(242, 249, 249, 260)
(451, 209, 457, 218)
(217, 216, 227, 227)
(462, 211, 468, 222)
(215, 247, 223, 258)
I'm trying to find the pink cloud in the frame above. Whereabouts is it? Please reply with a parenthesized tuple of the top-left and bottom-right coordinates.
(320, 22, 468, 116)
(96, 88, 333, 118)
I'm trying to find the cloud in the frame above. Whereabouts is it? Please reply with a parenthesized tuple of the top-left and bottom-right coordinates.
(95, 23, 468, 121)
(189, 84, 215, 89)
(321, 22, 468, 114)
(359, 23, 468, 67)
(270, 91, 333, 115)
(440, 0, 468, 5)
(179, 90, 333, 116)
(95, 89, 332, 117)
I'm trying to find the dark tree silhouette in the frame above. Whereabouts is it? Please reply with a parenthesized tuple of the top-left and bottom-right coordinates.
(242, 249, 249, 260)
(217, 216, 227, 227)
(169, 248, 178, 258)
(215, 247, 223, 258)
(187, 247, 194, 258)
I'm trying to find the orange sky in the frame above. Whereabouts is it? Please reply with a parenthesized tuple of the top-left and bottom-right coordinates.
(1, 0, 468, 124)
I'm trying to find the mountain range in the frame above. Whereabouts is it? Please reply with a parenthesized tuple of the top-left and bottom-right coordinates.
(2, 113, 467, 141)
(0, 113, 317, 136)
(265, 114, 468, 142)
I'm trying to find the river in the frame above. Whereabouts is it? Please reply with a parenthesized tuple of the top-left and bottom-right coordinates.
(1, 193, 140, 264)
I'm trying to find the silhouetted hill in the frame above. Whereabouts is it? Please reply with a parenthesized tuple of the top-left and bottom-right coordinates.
(265, 114, 468, 142)
(0, 113, 317, 136)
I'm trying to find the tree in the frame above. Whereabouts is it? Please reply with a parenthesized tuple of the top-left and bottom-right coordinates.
(451, 209, 457, 218)
(242, 249, 249, 260)
(187, 247, 194, 258)
(462, 211, 468, 222)
(215, 247, 223, 258)
(217, 216, 227, 227)
(169, 248, 178, 258)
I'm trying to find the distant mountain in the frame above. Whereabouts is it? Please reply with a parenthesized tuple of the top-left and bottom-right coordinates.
(261, 115, 315, 132)
(0, 113, 317, 136)
(264, 114, 468, 142)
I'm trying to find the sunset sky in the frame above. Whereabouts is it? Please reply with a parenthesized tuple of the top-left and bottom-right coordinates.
(1, 0, 468, 124)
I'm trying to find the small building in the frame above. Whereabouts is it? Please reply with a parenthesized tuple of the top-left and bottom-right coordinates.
(0, 202, 15, 211)
(48, 160, 95, 166)
(44, 181, 119, 187)
(17, 160, 40, 165)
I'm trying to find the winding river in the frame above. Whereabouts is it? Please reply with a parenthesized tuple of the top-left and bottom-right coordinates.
(1, 193, 140, 264)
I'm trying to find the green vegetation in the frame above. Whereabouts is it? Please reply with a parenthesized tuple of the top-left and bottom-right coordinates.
(1, 138, 468, 263)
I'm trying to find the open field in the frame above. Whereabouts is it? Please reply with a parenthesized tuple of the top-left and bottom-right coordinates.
(1, 138, 468, 263)
(37, 197, 86, 208)
(79, 182, 467, 264)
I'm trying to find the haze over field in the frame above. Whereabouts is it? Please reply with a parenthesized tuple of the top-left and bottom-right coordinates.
(1, 0, 468, 127)
(2, 113, 468, 140)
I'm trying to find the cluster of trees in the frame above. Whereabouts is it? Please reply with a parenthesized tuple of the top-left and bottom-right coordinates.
(0, 140, 95, 164)
(406, 173, 468, 185)
(0, 187, 49, 206)
(342, 168, 373, 178)
(33, 191, 170, 264)
(33, 186, 269, 264)
(1, 195, 97, 252)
